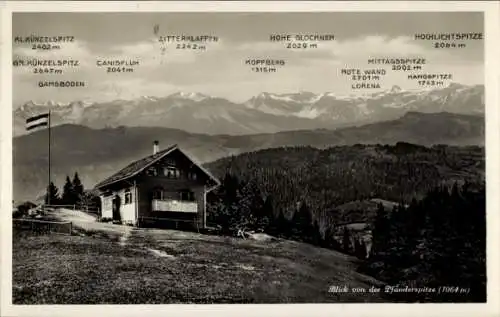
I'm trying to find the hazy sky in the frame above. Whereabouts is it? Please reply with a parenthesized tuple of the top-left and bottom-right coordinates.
(12, 12, 484, 106)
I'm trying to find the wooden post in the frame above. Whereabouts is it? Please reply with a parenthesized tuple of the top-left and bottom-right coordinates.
(47, 110, 51, 206)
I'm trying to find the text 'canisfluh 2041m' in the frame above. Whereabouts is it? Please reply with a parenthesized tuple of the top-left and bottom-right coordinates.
(11, 11, 485, 304)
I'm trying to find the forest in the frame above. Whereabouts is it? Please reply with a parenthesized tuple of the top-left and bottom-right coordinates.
(361, 184, 485, 302)
(205, 142, 484, 228)
(205, 143, 486, 302)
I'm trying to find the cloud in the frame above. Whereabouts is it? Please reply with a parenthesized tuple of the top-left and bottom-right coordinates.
(223, 35, 483, 74)
(12, 36, 210, 81)
(332, 35, 427, 57)
(13, 40, 94, 65)
(12, 33, 483, 105)
(233, 35, 435, 61)
(106, 37, 228, 66)
(12, 34, 454, 83)
(95, 78, 180, 100)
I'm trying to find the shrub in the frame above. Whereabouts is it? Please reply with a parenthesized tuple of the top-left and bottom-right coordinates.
(15, 201, 37, 218)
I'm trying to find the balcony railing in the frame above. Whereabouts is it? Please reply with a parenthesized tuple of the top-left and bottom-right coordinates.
(151, 199, 198, 213)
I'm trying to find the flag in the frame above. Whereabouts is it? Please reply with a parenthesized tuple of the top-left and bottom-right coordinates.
(26, 113, 49, 131)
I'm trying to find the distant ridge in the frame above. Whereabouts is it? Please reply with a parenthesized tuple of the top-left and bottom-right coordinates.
(13, 111, 484, 202)
(13, 84, 484, 136)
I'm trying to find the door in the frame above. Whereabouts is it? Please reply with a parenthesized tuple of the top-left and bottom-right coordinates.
(112, 194, 122, 222)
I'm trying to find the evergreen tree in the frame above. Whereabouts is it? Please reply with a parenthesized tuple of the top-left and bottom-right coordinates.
(273, 209, 289, 238)
(72, 172, 84, 204)
(291, 201, 314, 242)
(371, 203, 390, 259)
(354, 238, 367, 259)
(245, 181, 265, 231)
(322, 226, 341, 250)
(221, 172, 239, 204)
(256, 196, 273, 233)
(79, 190, 102, 211)
(45, 182, 60, 205)
(311, 219, 323, 246)
(62, 175, 75, 205)
(342, 227, 351, 254)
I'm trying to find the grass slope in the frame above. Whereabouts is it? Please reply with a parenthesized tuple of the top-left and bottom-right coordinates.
(13, 211, 384, 304)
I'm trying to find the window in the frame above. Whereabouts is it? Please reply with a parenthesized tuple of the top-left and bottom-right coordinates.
(163, 166, 179, 178)
(188, 171, 197, 181)
(153, 187, 163, 200)
(102, 197, 112, 210)
(146, 167, 157, 176)
(124, 188, 132, 204)
(180, 190, 195, 201)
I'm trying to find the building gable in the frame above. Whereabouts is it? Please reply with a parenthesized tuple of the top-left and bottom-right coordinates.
(95, 144, 220, 191)
(141, 149, 209, 185)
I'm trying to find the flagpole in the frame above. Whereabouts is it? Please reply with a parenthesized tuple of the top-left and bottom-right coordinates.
(48, 110, 51, 206)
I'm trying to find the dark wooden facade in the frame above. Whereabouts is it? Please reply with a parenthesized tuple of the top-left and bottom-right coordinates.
(95, 144, 219, 229)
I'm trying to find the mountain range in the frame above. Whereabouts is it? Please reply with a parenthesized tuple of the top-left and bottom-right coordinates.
(13, 83, 484, 136)
(13, 111, 484, 202)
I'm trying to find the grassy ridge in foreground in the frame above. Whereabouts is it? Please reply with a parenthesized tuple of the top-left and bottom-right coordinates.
(13, 225, 385, 304)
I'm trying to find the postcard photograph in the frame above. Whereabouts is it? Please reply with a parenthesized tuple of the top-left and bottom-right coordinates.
(2, 2, 499, 315)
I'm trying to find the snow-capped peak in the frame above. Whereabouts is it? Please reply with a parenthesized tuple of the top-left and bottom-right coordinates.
(170, 92, 209, 102)
(81, 100, 95, 107)
(320, 92, 361, 101)
(256, 92, 272, 98)
(389, 85, 403, 93)
(267, 93, 295, 103)
(140, 95, 159, 102)
(25, 100, 64, 107)
(255, 91, 322, 104)
(18, 99, 96, 112)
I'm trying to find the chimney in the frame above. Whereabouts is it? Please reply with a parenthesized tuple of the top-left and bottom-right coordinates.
(153, 140, 159, 154)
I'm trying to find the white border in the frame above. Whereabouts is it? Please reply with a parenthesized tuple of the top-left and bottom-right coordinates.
(1, 2, 499, 317)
